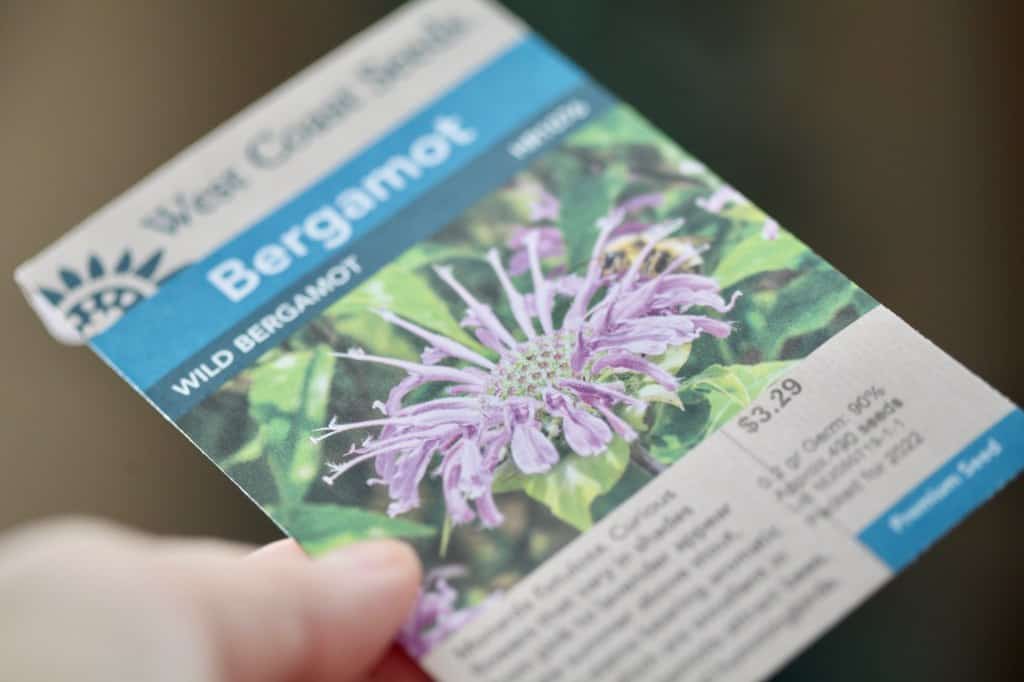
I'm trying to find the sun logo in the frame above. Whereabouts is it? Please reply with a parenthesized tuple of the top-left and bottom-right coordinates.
(38, 250, 165, 338)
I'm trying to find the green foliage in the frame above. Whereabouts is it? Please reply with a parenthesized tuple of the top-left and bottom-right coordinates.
(244, 347, 335, 505)
(332, 311, 419, 362)
(326, 245, 486, 354)
(569, 105, 679, 154)
(492, 437, 630, 531)
(557, 164, 626, 271)
(762, 263, 874, 357)
(272, 503, 435, 557)
(648, 398, 712, 466)
(681, 362, 794, 433)
(219, 434, 263, 470)
(633, 344, 691, 409)
(560, 171, 607, 271)
(712, 230, 808, 290)
(649, 362, 793, 465)
(720, 201, 771, 225)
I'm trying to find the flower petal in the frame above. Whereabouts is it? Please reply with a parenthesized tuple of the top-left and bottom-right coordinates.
(475, 488, 505, 528)
(510, 423, 559, 473)
(690, 315, 735, 338)
(337, 348, 486, 387)
(530, 190, 561, 222)
(486, 248, 536, 340)
(563, 210, 622, 327)
(546, 391, 612, 456)
(589, 351, 679, 391)
(455, 439, 489, 498)
(559, 378, 648, 410)
(595, 403, 638, 441)
(376, 309, 495, 369)
(525, 231, 555, 335)
(696, 185, 747, 214)
(386, 445, 434, 516)
(441, 452, 476, 526)
(562, 406, 613, 456)
(434, 265, 517, 349)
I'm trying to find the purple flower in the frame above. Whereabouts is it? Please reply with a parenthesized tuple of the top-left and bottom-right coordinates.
(678, 158, 709, 177)
(507, 226, 565, 276)
(315, 213, 738, 527)
(695, 185, 749, 214)
(399, 567, 497, 658)
(506, 185, 564, 277)
(529, 188, 561, 223)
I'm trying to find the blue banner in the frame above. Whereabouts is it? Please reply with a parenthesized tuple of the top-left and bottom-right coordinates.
(92, 35, 585, 393)
(859, 408, 1024, 571)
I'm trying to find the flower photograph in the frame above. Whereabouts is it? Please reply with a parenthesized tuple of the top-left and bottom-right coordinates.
(179, 103, 875, 655)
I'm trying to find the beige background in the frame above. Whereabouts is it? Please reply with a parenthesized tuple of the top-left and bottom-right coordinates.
(0, 1, 398, 542)
(0, 1, 1021, 677)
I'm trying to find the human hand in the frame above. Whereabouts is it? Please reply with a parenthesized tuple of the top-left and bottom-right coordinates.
(0, 519, 432, 682)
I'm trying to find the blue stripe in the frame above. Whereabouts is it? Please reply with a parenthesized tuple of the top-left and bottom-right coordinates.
(91, 35, 584, 391)
(858, 408, 1024, 571)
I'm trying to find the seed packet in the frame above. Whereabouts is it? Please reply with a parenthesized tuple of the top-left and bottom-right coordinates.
(15, 1, 1022, 679)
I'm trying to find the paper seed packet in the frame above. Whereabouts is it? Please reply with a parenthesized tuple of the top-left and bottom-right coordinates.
(15, 1, 1023, 679)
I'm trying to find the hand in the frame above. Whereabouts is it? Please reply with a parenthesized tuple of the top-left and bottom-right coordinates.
(0, 519, 432, 682)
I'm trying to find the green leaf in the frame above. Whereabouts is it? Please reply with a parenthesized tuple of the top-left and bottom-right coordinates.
(636, 382, 683, 409)
(647, 362, 793, 466)
(647, 399, 712, 466)
(763, 265, 875, 357)
(220, 434, 264, 470)
(328, 262, 485, 354)
(569, 105, 678, 152)
(681, 362, 794, 434)
(559, 170, 615, 272)
(389, 242, 481, 271)
(631, 344, 691, 409)
(492, 437, 630, 531)
(720, 201, 772, 225)
(247, 347, 335, 504)
(332, 310, 420, 361)
(651, 343, 692, 375)
(712, 230, 807, 290)
(271, 503, 435, 557)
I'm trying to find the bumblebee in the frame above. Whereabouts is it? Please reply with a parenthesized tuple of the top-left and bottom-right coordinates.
(602, 233, 705, 278)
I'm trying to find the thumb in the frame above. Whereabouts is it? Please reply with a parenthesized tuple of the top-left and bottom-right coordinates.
(160, 538, 423, 682)
(0, 521, 422, 682)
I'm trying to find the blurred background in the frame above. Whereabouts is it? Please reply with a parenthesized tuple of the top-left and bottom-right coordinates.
(1, 1, 1020, 679)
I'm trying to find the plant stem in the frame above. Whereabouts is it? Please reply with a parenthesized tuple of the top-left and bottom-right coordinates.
(439, 516, 453, 558)
(630, 443, 666, 476)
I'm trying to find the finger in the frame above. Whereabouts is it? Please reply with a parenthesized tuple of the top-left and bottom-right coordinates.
(156, 538, 422, 682)
(246, 538, 301, 560)
(247, 539, 432, 682)
(0, 521, 424, 682)
(0, 519, 218, 682)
